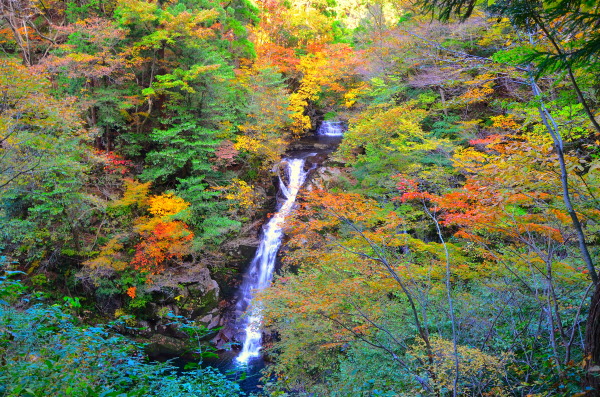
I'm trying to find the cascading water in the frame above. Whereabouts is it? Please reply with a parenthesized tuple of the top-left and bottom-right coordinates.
(236, 158, 310, 364)
(317, 120, 344, 137)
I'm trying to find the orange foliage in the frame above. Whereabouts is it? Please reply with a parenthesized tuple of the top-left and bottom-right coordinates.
(400, 132, 578, 248)
(455, 73, 496, 104)
(287, 44, 361, 136)
(126, 286, 137, 299)
(256, 42, 300, 75)
(261, 187, 484, 357)
(131, 220, 193, 275)
(85, 180, 194, 283)
(132, 191, 193, 276)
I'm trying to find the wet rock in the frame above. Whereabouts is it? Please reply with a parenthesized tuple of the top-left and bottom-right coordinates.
(212, 327, 240, 350)
(308, 166, 344, 190)
(199, 314, 213, 324)
(196, 310, 221, 330)
(208, 315, 221, 329)
(187, 286, 219, 319)
(118, 262, 226, 348)
(238, 243, 259, 259)
(304, 153, 329, 169)
(286, 141, 316, 152)
(221, 219, 263, 263)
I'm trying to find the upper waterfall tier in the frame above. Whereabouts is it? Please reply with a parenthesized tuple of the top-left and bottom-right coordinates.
(316, 120, 344, 137)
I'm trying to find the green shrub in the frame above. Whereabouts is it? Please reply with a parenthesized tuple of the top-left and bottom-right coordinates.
(0, 276, 244, 397)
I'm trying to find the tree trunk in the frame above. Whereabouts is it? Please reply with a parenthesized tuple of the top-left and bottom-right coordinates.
(585, 284, 600, 395)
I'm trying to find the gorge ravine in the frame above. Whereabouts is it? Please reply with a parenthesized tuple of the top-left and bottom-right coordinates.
(234, 121, 345, 365)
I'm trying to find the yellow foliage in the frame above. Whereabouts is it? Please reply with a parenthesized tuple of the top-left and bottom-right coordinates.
(234, 134, 287, 168)
(289, 91, 313, 135)
(277, 44, 359, 136)
(114, 308, 127, 317)
(147, 193, 190, 217)
(409, 336, 511, 396)
(455, 73, 496, 104)
(217, 178, 259, 211)
(338, 103, 449, 162)
(234, 135, 261, 152)
(113, 178, 151, 207)
(84, 183, 193, 280)
(477, 19, 512, 46)
(287, 50, 342, 136)
(116, 0, 158, 23)
(458, 119, 482, 134)
(114, 308, 136, 325)
(343, 82, 368, 108)
(452, 147, 490, 172)
(84, 237, 128, 272)
(491, 114, 521, 130)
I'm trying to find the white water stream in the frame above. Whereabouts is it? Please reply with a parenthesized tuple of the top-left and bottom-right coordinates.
(317, 121, 344, 136)
(236, 158, 310, 364)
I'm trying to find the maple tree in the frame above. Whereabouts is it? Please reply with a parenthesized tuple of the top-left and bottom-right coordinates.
(41, 16, 138, 150)
(83, 179, 195, 305)
(262, 189, 495, 394)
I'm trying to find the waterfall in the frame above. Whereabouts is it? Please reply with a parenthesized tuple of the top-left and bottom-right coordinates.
(317, 121, 344, 137)
(236, 158, 310, 364)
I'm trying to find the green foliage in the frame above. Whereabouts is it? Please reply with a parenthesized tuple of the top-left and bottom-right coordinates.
(491, 46, 538, 66)
(335, 101, 455, 198)
(419, 0, 600, 74)
(423, 114, 461, 139)
(0, 59, 93, 263)
(174, 176, 241, 248)
(142, 113, 221, 184)
(0, 277, 244, 397)
(362, 77, 405, 105)
(253, 4, 599, 395)
(65, 0, 104, 22)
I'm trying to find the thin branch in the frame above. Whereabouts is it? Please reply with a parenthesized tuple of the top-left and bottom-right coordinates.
(423, 203, 459, 397)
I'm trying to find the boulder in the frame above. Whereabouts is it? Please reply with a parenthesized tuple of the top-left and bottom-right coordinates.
(308, 166, 344, 190)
